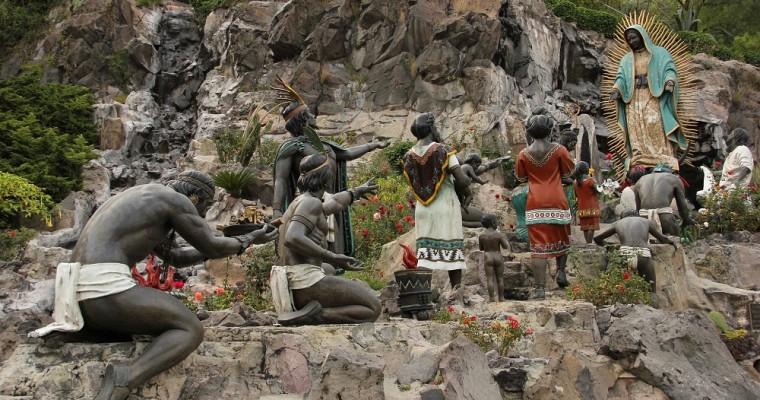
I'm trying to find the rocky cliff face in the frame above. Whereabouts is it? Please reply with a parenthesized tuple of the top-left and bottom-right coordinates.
(2, 1, 760, 399)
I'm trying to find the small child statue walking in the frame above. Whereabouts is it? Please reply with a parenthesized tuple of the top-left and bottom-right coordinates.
(573, 161, 601, 245)
(478, 214, 512, 302)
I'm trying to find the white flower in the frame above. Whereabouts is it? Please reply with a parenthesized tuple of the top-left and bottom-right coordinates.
(373, 212, 381, 220)
(698, 208, 709, 215)
(601, 179, 620, 197)
(703, 222, 709, 228)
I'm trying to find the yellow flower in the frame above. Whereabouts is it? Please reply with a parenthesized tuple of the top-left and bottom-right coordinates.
(588, 168, 595, 175)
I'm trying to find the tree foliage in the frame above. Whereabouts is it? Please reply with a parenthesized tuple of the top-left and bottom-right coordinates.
(0, 0, 58, 57)
(0, 172, 53, 228)
(0, 66, 97, 203)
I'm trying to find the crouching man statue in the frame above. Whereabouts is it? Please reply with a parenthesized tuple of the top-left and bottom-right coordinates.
(29, 171, 279, 400)
(271, 153, 382, 325)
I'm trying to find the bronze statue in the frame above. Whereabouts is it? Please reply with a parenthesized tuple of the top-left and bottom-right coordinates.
(478, 214, 511, 302)
(630, 167, 694, 236)
(29, 171, 278, 400)
(594, 209, 678, 307)
(515, 113, 575, 299)
(403, 113, 471, 289)
(271, 153, 382, 325)
(459, 153, 509, 228)
(272, 102, 387, 258)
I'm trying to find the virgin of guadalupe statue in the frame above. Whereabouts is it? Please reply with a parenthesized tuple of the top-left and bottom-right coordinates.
(603, 12, 698, 179)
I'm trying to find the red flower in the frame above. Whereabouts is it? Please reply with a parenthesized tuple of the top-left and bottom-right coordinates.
(382, 165, 389, 172)
(361, 215, 366, 221)
(396, 203, 405, 210)
(361, 201, 367, 206)
(408, 198, 415, 205)
(511, 319, 519, 328)
(526, 329, 533, 335)
(411, 220, 415, 226)
(216, 287, 224, 295)
(605, 153, 613, 160)
(714, 161, 722, 168)
(742, 194, 748, 199)
(618, 285, 625, 292)
(727, 170, 733, 175)
(505, 196, 511, 202)
(379, 206, 387, 214)
(447, 306, 454, 312)
(172, 281, 185, 290)
(362, 229, 369, 237)
(572, 285, 580, 292)
(495, 194, 501, 199)
(405, 215, 412, 222)
(9, 231, 16, 237)
(509, 224, 514, 229)
(750, 185, 757, 192)
(501, 223, 505, 227)
(471, 315, 476, 321)
(507, 315, 515, 321)
(194, 292, 203, 301)
(623, 271, 630, 280)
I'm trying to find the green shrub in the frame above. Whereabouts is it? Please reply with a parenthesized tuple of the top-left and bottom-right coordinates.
(0, 66, 97, 203)
(692, 186, 760, 236)
(381, 139, 415, 175)
(213, 168, 257, 198)
(549, 1, 619, 38)
(677, 31, 719, 54)
(186, 0, 245, 21)
(566, 250, 652, 306)
(434, 307, 532, 356)
(0, 227, 38, 261)
(0, 172, 54, 229)
(136, 0, 163, 6)
(213, 129, 243, 165)
(0, 0, 56, 57)
(708, 310, 730, 333)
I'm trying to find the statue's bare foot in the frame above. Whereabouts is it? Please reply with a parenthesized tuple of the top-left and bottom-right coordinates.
(278, 300, 323, 326)
(94, 364, 131, 400)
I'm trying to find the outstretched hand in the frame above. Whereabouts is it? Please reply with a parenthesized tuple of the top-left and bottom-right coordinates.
(251, 223, 278, 244)
(609, 89, 620, 101)
(331, 253, 364, 271)
(372, 139, 390, 150)
(664, 80, 675, 92)
(355, 178, 379, 200)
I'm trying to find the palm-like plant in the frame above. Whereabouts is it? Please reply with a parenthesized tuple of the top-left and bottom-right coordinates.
(213, 169, 257, 198)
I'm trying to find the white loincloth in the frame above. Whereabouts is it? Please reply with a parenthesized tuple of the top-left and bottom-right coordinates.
(619, 246, 652, 270)
(270, 264, 326, 316)
(639, 207, 673, 232)
(29, 263, 136, 338)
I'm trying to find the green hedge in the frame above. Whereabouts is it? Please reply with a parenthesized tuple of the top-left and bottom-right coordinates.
(0, 66, 97, 203)
(548, 1, 620, 38)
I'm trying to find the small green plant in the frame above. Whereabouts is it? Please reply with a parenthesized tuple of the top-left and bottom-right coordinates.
(548, 1, 620, 38)
(0, 172, 54, 228)
(0, 227, 37, 261)
(692, 186, 760, 236)
(566, 250, 652, 306)
(398, 384, 411, 392)
(213, 129, 243, 165)
(213, 168, 257, 198)
(434, 307, 532, 356)
(239, 103, 275, 167)
(105, 49, 131, 89)
(256, 138, 281, 167)
(381, 139, 415, 175)
(181, 243, 276, 312)
(708, 310, 730, 333)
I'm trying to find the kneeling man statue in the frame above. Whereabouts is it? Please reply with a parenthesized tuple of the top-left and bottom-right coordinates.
(272, 153, 382, 325)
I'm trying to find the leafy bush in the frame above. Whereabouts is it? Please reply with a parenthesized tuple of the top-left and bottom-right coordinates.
(0, 66, 97, 203)
(0, 172, 54, 228)
(213, 168, 257, 198)
(350, 172, 416, 270)
(678, 31, 720, 54)
(181, 242, 276, 312)
(693, 186, 760, 236)
(0, 227, 38, 261)
(212, 104, 275, 167)
(382, 139, 415, 175)
(136, 0, 163, 6)
(566, 250, 652, 306)
(549, 1, 619, 38)
(434, 306, 532, 356)
(186, 0, 246, 21)
(0, 0, 56, 57)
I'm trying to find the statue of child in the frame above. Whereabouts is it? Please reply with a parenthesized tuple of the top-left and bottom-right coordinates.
(478, 214, 512, 302)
